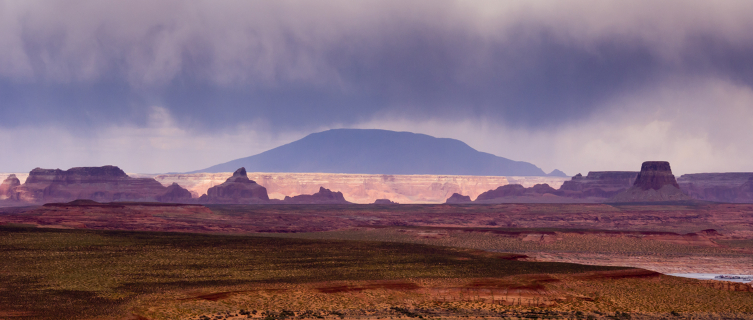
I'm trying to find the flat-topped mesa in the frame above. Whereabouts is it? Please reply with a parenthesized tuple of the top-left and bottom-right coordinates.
(283, 187, 350, 204)
(199, 167, 270, 204)
(607, 161, 692, 203)
(0, 174, 21, 200)
(25, 165, 129, 184)
(373, 199, 399, 205)
(9, 165, 183, 203)
(634, 161, 680, 190)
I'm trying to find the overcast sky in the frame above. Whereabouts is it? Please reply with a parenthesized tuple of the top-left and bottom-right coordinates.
(1, 0, 753, 175)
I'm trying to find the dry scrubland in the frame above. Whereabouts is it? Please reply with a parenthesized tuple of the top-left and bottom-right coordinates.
(2, 225, 753, 320)
(1, 203, 753, 319)
(276, 227, 753, 274)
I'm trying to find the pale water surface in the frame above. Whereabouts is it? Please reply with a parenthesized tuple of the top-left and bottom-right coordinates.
(669, 273, 753, 283)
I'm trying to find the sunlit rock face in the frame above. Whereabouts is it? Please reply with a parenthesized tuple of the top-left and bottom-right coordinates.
(608, 161, 691, 203)
(198, 167, 270, 204)
(0, 174, 21, 200)
(152, 172, 569, 204)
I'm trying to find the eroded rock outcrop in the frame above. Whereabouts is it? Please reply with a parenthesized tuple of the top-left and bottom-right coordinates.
(153, 173, 549, 204)
(474, 183, 563, 203)
(445, 193, 471, 204)
(156, 183, 194, 203)
(0, 174, 20, 200)
(283, 187, 350, 204)
(7, 166, 190, 204)
(558, 171, 638, 199)
(198, 168, 270, 204)
(678, 173, 753, 203)
(608, 161, 691, 203)
(373, 199, 399, 205)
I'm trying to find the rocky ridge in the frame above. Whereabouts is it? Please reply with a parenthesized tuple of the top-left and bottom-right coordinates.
(283, 187, 350, 204)
(678, 173, 753, 203)
(2, 166, 193, 204)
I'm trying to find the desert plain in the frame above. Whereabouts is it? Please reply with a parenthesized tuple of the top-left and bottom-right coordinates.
(1, 201, 752, 320)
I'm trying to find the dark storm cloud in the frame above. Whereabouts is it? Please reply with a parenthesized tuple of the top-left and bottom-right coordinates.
(1, 1, 753, 132)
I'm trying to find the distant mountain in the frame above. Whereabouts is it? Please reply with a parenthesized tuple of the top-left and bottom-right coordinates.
(547, 169, 568, 177)
(193, 129, 548, 176)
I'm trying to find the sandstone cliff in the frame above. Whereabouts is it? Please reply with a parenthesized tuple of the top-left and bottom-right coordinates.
(473, 183, 580, 203)
(0, 174, 21, 200)
(608, 161, 691, 203)
(558, 171, 638, 199)
(9, 166, 189, 204)
(152, 172, 569, 204)
(198, 168, 270, 204)
(677, 173, 753, 203)
(283, 187, 350, 204)
(1, 166, 195, 205)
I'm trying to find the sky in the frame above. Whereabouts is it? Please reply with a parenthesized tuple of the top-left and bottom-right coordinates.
(1, 0, 753, 175)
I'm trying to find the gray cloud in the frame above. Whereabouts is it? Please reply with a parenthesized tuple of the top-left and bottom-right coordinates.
(1, 1, 753, 172)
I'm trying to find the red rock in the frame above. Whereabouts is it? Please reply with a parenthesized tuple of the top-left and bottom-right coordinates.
(558, 171, 638, 199)
(445, 193, 471, 204)
(608, 161, 691, 202)
(679, 173, 753, 203)
(156, 183, 194, 203)
(10, 166, 186, 203)
(283, 186, 350, 204)
(633, 161, 680, 190)
(475, 184, 528, 200)
(475, 183, 558, 202)
(0, 174, 20, 200)
(199, 167, 270, 204)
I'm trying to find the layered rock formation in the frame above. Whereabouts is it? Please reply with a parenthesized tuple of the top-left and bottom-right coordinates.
(677, 173, 753, 203)
(558, 171, 639, 199)
(0, 174, 21, 200)
(3, 166, 193, 204)
(152, 172, 569, 204)
(283, 187, 350, 204)
(445, 193, 471, 204)
(608, 161, 692, 202)
(473, 183, 576, 203)
(198, 168, 270, 204)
